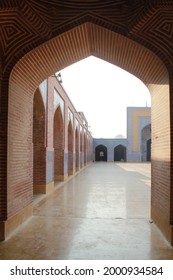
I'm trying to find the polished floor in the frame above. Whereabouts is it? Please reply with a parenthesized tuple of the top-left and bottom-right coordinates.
(0, 162, 173, 260)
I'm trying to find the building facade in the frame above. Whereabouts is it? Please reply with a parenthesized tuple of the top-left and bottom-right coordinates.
(1, 1, 173, 245)
(94, 107, 151, 162)
(33, 75, 93, 195)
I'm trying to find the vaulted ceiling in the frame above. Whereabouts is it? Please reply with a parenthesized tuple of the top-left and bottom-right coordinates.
(0, 0, 173, 79)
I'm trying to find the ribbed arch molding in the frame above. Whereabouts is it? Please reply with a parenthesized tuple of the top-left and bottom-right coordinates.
(10, 22, 168, 92)
(7, 22, 169, 220)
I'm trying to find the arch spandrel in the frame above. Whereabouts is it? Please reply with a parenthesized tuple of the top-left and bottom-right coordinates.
(5, 21, 173, 244)
(10, 22, 169, 92)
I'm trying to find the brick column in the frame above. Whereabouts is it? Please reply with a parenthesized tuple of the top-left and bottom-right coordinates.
(0, 76, 8, 240)
(75, 124, 80, 171)
(64, 102, 69, 180)
(150, 83, 173, 245)
(80, 127, 84, 168)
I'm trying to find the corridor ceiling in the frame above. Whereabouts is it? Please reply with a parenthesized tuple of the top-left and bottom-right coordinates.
(0, 0, 173, 82)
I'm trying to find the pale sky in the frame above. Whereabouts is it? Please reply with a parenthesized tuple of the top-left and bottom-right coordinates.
(60, 56, 151, 138)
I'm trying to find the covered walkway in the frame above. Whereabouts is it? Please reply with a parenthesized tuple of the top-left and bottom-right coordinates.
(0, 163, 173, 260)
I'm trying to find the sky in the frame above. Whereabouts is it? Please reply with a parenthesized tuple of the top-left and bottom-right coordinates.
(60, 56, 151, 138)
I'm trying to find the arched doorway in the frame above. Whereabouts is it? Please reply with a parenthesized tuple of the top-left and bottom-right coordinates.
(33, 89, 45, 193)
(114, 145, 126, 162)
(80, 130, 83, 168)
(75, 127, 80, 171)
(54, 106, 64, 180)
(147, 139, 151, 162)
(84, 133, 87, 165)
(141, 124, 151, 162)
(68, 121, 73, 175)
(4, 21, 172, 244)
(95, 145, 107, 161)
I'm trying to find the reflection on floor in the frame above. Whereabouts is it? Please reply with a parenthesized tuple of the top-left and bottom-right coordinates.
(0, 162, 173, 260)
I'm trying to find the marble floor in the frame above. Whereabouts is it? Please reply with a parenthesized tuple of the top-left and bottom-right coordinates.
(0, 162, 173, 260)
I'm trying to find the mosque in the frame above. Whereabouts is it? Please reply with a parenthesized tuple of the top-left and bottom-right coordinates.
(94, 107, 151, 163)
(1, 1, 173, 251)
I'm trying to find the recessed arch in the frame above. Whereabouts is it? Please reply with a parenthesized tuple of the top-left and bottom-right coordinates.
(54, 105, 64, 180)
(84, 133, 87, 165)
(114, 145, 126, 162)
(147, 139, 151, 162)
(80, 130, 83, 168)
(75, 127, 80, 171)
(141, 124, 151, 162)
(95, 145, 107, 161)
(6, 22, 172, 244)
(68, 120, 73, 175)
(33, 88, 46, 193)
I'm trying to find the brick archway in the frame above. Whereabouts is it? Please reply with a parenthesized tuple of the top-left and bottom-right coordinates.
(68, 121, 73, 175)
(95, 145, 108, 162)
(114, 145, 127, 162)
(54, 106, 64, 181)
(141, 124, 151, 162)
(33, 88, 46, 193)
(75, 128, 80, 171)
(84, 133, 87, 165)
(1, 22, 172, 244)
(80, 130, 83, 168)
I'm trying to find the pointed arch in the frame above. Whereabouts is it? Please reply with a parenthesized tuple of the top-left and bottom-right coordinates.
(75, 127, 80, 171)
(33, 88, 46, 193)
(68, 120, 73, 175)
(141, 124, 151, 162)
(84, 133, 87, 165)
(3, 21, 172, 243)
(114, 145, 126, 162)
(80, 130, 83, 168)
(54, 105, 64, 180)
(95, 145, 107, 161)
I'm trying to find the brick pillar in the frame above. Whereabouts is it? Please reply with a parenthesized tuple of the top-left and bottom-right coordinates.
(0, 73, 33, 241)
(33, 89, 47, 194)
(170, 80, 173, 245)
(33, 82, 54, 194)
(68, 120, 74, 175)
(75, 126, 80, 171)
(84, 132, 87, 165)
(63, 103, 68, 179)
(150, 83, 173, 245)
(80, 127, 84, 168)
(44, 80, 55, 192)
(72, 114, 76, 173)
(0, 77, 8, 240)
(54, 106, 65, 181)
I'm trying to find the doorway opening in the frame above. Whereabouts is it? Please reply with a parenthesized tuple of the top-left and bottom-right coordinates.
(33, 89, 45, 194)
(54, 106, 64, 180)
(95, 145, 107, 161)
(114, 145, 126, 162)
(141, 124, 151, 162)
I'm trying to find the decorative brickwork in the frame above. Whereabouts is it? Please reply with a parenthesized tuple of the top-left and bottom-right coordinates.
(54, 106, 64, 181)
(0, 1, 173, 244)
(33, 89, 46, 192)
(75, 128, 80, 171)
(68, 121, 74, 175)
(84, 133, 87, 165)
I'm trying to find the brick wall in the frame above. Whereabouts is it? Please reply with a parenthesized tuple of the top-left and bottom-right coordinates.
(75, 128, 80, 169)
(54, 106, 64, 180)
(68, 121, 74, 174)
(80, 131, 83, 167)
(33, 89, 46, 189)
(0, 78, 8, 221)
(1, 22, 171, 243)
(150, 84, 172, 242)
(84, 133, 87, 165)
